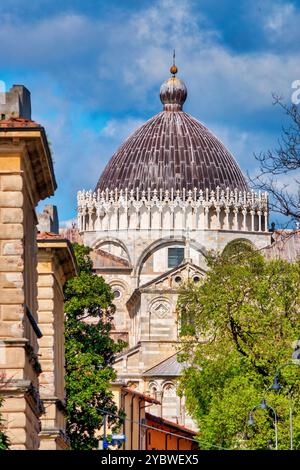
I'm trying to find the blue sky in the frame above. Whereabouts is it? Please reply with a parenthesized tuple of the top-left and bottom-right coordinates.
(0, 0, 299, 226)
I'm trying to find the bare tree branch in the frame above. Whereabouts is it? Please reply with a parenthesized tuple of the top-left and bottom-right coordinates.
(249, 96, 300, 223)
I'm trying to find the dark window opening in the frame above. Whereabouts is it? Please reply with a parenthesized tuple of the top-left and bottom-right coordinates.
(168, 247, 184, 268)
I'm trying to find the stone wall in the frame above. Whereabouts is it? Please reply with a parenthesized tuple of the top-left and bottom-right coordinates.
(37, 237, 76, 450)
(0, 147, 43, 449)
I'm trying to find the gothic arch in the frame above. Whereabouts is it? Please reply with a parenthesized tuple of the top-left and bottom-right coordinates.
(134, 236, 208, 281)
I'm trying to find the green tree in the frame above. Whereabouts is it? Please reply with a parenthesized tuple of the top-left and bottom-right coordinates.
(177, 244, 300, 450)
(0, 378, 9, 450)
(64, 243, 125, 450)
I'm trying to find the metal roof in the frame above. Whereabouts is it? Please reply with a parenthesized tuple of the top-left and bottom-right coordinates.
(143, 353, 187, 377)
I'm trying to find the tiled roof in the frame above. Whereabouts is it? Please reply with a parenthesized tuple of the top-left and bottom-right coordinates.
(0, 117, 41, 128)
(122, 387, 161, 404)
(146, 413, 196, 436)
(37, 231, 62, 240)
(143, 353, 187, 377)
(96, 110, 248, 193)
(263, 230, 300, 262)
(92, 248, 130, 268)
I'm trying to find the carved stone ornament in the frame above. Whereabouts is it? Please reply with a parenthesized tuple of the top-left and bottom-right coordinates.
(150, 300, 170, 319)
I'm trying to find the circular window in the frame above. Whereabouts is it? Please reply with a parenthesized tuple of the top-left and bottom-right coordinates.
(113, 289, 121, 299)
(193, 276, 200, 283)
(174, 276, 182, 284)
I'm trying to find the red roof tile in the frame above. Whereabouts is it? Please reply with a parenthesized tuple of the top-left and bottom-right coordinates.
(122, 387, 161, 405)
(92, 248, 130, 268)
(146, 412, 196, 436)
(37, 231, 63, 240)
(0, 117, 41, 128)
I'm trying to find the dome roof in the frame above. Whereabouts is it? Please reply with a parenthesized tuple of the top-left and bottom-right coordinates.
(96, 65, 248, 193)
(160, 76, 187, 111)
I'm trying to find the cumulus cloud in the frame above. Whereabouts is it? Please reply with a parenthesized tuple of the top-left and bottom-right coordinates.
(100, 117, 144, 140)
(1, 0, 298, 221)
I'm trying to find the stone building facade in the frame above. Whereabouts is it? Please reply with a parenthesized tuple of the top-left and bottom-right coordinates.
(0, 86, 76, 449)
(37, 233, 76, 450)
(78, 64, 272, 430)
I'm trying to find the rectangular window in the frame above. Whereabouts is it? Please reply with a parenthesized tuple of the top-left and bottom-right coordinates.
(168, 247, 184, 268)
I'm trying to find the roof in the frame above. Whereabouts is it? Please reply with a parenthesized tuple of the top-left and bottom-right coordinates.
(91, 248, 131, 269)
(0, 118, 57, 200)
(37, 231, 63, 240)
(96, 111, 248, 193)
(143, 352, 187, 377)
(126, 261, 205, 308)
(263, 230, 300, 262)
(122, 387, 161, 404)
(96, 71, 248, 194)
(146, 413, 196, 436)
(0, 117, 41, 128)
(139, 261, 205, 290)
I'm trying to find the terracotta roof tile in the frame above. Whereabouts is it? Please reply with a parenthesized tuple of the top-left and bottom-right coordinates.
(146, 412, 196, 436)
(122, 387, 161, 404)
(37, 231, 63, 240)
(92, 248, 130, 268)
(0, 117, 41, 128)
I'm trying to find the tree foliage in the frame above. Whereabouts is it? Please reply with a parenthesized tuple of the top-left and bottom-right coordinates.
(0, 375, 9, 450)
(177, 244, 300, 450)
(64, 243, 125, 450)
(0, 399, 9, 450)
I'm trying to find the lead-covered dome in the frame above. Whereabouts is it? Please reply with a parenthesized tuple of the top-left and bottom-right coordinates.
(96, 64, 248, 193)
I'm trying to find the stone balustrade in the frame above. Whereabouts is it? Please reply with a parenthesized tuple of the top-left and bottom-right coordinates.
(77, 187, 269, 233)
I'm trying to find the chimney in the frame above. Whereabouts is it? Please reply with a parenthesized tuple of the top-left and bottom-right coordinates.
(0, 84, 31, 120)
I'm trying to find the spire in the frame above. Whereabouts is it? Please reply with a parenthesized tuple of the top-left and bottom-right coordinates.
(170, 50, 178, 76)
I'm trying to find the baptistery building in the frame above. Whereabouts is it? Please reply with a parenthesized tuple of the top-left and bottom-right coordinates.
(77, 63, 271, 429)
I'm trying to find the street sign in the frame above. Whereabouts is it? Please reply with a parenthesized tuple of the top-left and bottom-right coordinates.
(111, 433, 126, 441)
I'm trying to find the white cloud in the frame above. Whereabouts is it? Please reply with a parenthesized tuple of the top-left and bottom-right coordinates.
(4, 0, 299, 222)
(265, 3, 295, 33)
(100, 117, 144, 140)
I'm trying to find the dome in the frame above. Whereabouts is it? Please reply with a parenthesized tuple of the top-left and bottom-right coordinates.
(160, 76, 187, 111)
(96, 64, 248, 193)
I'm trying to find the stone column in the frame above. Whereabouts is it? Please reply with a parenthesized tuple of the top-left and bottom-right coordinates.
(250, 210, 255, 232)
(242, 209, 247, 231)
(257, 210, 262, 232)
(224, 207, 230, 230)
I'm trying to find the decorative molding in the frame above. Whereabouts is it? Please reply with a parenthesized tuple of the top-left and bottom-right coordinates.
(78, 187, 269, 233)
(150, 300, 170, 319)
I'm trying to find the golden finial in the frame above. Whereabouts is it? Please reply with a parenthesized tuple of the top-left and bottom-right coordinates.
(170, 49, 178, 76)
